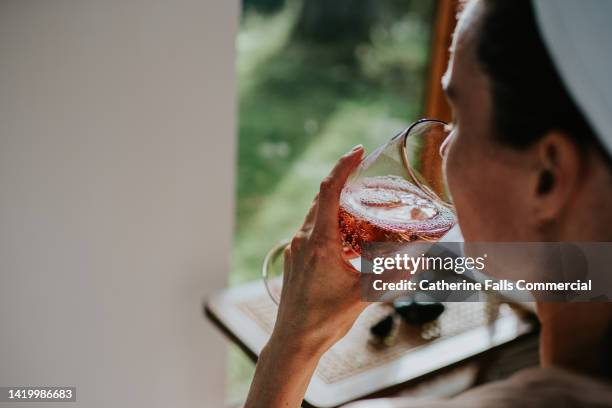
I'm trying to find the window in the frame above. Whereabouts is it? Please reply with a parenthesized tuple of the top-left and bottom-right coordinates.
(229, 0, 439, 404)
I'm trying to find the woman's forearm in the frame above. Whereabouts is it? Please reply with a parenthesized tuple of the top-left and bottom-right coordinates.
(244, 333, 324, 408)
(244, 146, 366, 408)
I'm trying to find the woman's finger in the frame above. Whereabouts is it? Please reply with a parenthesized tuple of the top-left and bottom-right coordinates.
(312, 145, 364, 240)
(299, 193, 319, 233)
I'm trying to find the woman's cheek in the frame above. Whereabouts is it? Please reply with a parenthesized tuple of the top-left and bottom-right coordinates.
(444, 131, 482, 241)
(445, 131, 466, 203)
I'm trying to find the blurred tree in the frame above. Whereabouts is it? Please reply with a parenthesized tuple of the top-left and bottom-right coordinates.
(292, 0, 381, 45)
(242, 0, 286, 14)
(290, 0, 434, 64)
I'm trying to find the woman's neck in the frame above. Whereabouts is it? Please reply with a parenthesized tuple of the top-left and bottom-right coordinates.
(537, 302, 612, 378)
(537, 162, 612, 378)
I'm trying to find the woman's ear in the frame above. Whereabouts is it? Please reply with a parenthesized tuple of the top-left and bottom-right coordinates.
(531, 131, 582, 222)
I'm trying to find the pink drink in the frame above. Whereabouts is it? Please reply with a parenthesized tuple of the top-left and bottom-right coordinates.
(339, 175, 456, 253)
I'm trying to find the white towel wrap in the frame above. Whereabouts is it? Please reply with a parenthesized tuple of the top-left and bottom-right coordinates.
(533, 0, 612, 158)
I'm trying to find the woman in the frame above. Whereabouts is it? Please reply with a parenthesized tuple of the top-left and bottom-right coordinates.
(245, 0, 612, 406)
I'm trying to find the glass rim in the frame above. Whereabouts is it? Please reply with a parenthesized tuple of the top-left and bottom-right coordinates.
(399, 118, 452, 208)
(262, 238, 289, 305)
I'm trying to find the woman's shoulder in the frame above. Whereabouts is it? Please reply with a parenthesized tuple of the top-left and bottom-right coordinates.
(343, 367, 612, 408)
(457, 367, 612, 407)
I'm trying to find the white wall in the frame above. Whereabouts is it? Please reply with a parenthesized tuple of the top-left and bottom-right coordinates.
(0, 0, 237, 407)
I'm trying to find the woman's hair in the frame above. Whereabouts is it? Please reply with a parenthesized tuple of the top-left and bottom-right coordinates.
(476, 0, 608, 158)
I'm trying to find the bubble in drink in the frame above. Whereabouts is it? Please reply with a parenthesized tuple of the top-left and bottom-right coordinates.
(339, 175, 456, 253)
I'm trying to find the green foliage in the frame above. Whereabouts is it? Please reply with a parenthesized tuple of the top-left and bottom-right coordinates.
(228, 0, 435, 404)
(242, 0, 286, 14)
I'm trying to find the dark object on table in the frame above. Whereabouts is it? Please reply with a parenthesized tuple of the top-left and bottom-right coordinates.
(370, 301, 446, 342)
(394, 300, 446, 325)
(370, 313, 396, 339)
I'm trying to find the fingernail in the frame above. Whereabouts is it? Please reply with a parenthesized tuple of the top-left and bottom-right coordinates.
(350, 144, 364, 152)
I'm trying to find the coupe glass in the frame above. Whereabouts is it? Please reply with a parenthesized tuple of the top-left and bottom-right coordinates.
(263, 119, 456, 304)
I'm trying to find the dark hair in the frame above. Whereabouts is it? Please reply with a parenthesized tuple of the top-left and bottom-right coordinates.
(476, 0, 606, 157)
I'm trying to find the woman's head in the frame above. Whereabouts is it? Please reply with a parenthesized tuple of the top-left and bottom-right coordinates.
(444, 0, 612, 242)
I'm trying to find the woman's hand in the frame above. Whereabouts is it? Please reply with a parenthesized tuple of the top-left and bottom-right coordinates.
(245, 144, 368, 408)
(274, 143, 368, 353)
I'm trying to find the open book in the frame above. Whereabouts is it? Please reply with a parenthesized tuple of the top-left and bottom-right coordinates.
(205, 277, 537, 408)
